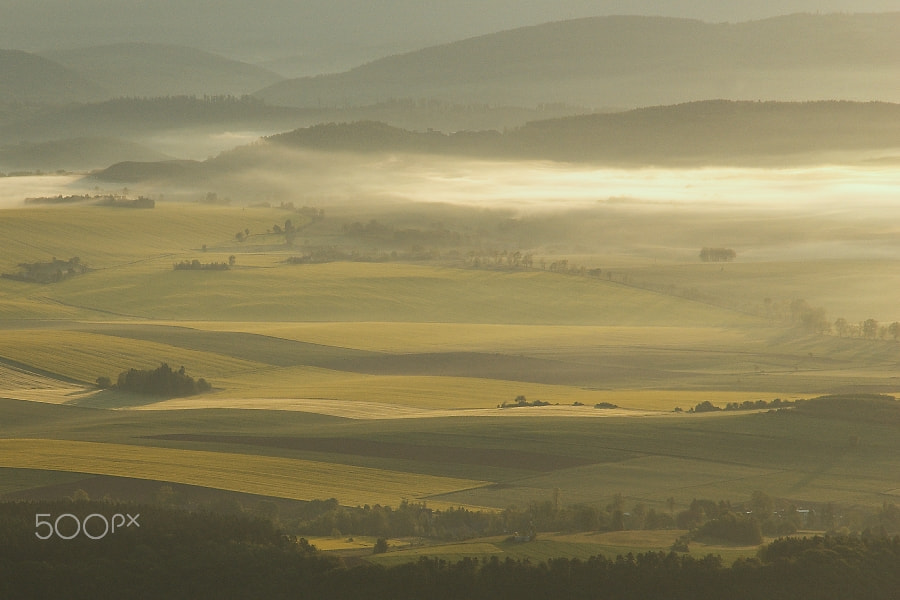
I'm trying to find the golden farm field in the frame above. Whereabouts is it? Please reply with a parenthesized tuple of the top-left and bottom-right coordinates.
(0, 439, 490, 510)
(20, 257, 762, 325)
(4, 201, 900, 524)
(0, 204, 296, 268)
(0, 329, 266, 386)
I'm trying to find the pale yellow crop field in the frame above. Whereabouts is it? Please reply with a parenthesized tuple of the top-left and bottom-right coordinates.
(0, 329, 266, 384)
(0, 439, 490, 510)
(148, 366, 622, 409)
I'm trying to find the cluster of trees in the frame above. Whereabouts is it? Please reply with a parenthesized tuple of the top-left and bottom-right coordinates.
(97, 363, 211, 396)
(25, 194, 98, 205)
(500, 395, 550, 409)
(772, 298, 900, 340)
(95, 195, 154, 208)
(1, 256, 88, 283)
(173, 258, 232, 270)
(341, 219, 462, 247)
(699, 247, 736, 262)
(834, 317, 900, 340)
(285, 245, 445, 265)
(5, 499, 900, 599)
(252, 201, 325, 222)
(280, 494, 751, 543)
(21, 193, 153, 207)
(464, 249, 538, 271)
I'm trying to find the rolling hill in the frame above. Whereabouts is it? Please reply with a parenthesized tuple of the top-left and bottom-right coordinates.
(254, 13, 900, 109)
(0, 50, 105, 104)
(264, 101, 900, 163)
(0, 137, 172, 173)
(88, 100, 900, 183)
(40, 43, 284, 98)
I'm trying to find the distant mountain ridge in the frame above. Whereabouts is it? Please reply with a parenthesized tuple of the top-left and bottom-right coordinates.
(0, 137, 172, 173)
(255, 13, 900, 109)
(90, 100, 900, 184)
(40, 43, 284, 98)
(267, 100, 900, 164)
(0, 50, 105, 104)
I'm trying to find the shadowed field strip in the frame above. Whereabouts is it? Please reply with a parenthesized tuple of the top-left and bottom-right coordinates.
(0, 439, 490, 509)
(156, 321, 754, 353)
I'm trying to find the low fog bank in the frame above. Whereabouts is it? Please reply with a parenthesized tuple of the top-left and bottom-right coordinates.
(0, 175, 95, 209)
(6, 151, 900, 262)
(5, 152, 900, 323)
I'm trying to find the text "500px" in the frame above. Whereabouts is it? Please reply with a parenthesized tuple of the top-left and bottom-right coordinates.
(35, 513, 140, 540)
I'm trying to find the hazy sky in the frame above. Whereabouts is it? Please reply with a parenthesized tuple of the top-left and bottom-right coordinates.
(3, 0, 899, 67)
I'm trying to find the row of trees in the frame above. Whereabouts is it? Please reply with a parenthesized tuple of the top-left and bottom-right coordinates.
(684, 398, 795, 413)
(785, 298, 900, 339)
(173, 258, 233, 270)
(274, 490, 816, 545)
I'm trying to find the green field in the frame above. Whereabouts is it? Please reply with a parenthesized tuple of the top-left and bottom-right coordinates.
(3, 200, 900, 560)
(364, 530, 762, 567)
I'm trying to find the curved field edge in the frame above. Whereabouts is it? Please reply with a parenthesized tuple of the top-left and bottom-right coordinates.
(0, 439, 490, 510)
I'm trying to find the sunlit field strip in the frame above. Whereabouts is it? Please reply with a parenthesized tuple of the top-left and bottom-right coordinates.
(202, 366, 766, 411)
(31, 259, 763, 325)
(0, 203, 294, 268)
(142, 379, 786, 414)
(158, 321, 756, 353)
(0, 330, 267, 384)
(0, 439, 490, 510)
(204, 363, 795, 411)
(133, 397, 666, 419)
(148, 370, 618, 410)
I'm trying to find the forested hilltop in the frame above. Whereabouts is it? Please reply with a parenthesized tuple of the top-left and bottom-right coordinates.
(255, 13, 900, 108)
(92, 100, 900, 184)
(267, 100, 900, 164)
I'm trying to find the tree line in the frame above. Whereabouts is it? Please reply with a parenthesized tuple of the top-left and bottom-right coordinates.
(3, 499, 900, 599)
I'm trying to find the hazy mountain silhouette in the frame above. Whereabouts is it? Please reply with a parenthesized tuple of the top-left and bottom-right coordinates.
(0, 96, 306, 143)
(89, 100, 900, 184)
(0, 137, 172, 173)
(255, 14, 900, 109)
(0, 50, 106, 104)
(40, 43, 284, 98)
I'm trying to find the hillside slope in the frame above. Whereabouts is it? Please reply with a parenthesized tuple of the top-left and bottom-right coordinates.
(255, 13, 900, 108)
(251, 101, 900, 165)
(87, 100, 900, 183)
(0, 137, 172, 172)
(0, 50, 105, 104)
(40, 43, 284, 98)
